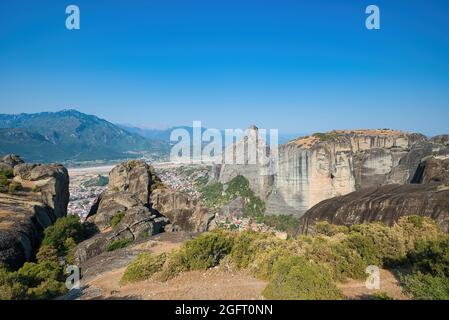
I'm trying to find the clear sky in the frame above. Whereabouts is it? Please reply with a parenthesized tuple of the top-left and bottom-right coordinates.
(0, 0, 448, 136)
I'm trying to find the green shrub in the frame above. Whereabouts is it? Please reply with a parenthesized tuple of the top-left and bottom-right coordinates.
(36, 245, 59, 264)
(315, 221, 349, 236)
(407, 236, 449, 277)
(121, 253, 167, 284)
(259, 214, 300, 235)
(402, 272, 449, 300)
(230, 231, 267, 269)
(0, 168, 14, 178)
(371, 292, 394, 300)
(344, 223, 405, 266)
(41, 215, 86, 256)
(0, 174, 9, 192)
(107, 239, 132, 251)
(182, 230, 234, 270)
(31, 185, 41, 193)
(200, 176, 265, 217)
(262, 255, 343, 300)
(8, 181, 22, 194)
(111, 211, 125, 229)
(155, 230, 235, 281)
(394, 216, 440, 251)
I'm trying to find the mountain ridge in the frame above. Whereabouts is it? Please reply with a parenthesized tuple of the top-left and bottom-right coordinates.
(0, 109, 169, 163)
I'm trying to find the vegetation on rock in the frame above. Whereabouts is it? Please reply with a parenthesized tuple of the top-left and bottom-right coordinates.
(200, 175, 265, 217)
(0, 215, 87, 300)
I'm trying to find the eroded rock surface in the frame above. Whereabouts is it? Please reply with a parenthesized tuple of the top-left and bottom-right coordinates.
(150, 189, 215, 233)
(217, 129, 449, 216)
(0, 155, 69, 269)
(297, 184, 449, 234)
(76, 160, 167, 263)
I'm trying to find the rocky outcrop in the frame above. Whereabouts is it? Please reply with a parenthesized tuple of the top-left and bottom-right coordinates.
(13, 163, 70, 218)
(150, 189, 215, 233)
(412, 156, 449, 184)
(217, 129, 449, 216)
(431, 135, 449, 146)
(76, 159, 216, 263)
(0, 155, 69, 269)
(297, 184, 449, 234)
(76, 160, 168, 263)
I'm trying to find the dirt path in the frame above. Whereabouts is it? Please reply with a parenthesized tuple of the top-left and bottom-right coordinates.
(78, 235, 266, 300)
(88, 267, 266, 300)
(337, 269, 409, 300)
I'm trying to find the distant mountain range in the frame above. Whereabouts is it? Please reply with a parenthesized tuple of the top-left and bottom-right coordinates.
(0, 110, 169, 163)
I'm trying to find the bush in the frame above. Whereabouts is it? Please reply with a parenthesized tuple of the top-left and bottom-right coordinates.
(230, 231, 267, 269)
(8, 181, 22, 194)
(151, 230, 235, 281)
(262, 255, 343, 300)
(0, 174, 9, 192)
(111, 211, 125, 229)
(394, 216, 440, 252)
(371, 292, 394, 300)
(0, 168, 14, 178)
(402, 272, 449, 300)
(260, 214, 301, 236)
(181, 230, 234, 270)
(200, 176, 265, 217)
(36, 245, 59, 264)
(407, 236, 449, 277)
(315, 221, 349, 236)
(121, 253, 167, 284)
(344, 223, 405, 266)
(107, 239, 132, 251)
(41, 215, 86, 256)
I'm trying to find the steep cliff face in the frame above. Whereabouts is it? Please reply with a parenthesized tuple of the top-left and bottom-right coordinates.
(297, 184, 449, 234)
(0, 156, 69, 269)
(217, 129, 447, 216)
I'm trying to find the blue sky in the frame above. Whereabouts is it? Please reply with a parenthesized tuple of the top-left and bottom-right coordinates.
(0, 0, 448, 135)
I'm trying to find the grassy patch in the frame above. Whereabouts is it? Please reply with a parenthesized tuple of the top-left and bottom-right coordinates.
(111, 211, 125, 229)
(106, 239, 132, 252)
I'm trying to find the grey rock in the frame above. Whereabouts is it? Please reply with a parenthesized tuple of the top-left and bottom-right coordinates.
(0, 158, 69, 269)
(298, 184, 449, 234)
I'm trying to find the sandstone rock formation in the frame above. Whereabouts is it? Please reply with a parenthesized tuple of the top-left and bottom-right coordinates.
(0, 155, 69, 269)
(431, 134, 449, 146)
(412, 156, 449, 184)
(76, 159, 217, 263)
(150, 188, 215, 233)
(76, 160, 168, 263)
(216, 129, 449, 216)
(297, 184, 449, 234)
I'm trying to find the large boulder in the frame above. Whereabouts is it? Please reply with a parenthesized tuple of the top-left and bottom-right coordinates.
(0, 156, 70, 269)
(150, 189, 215, 233)
(1, 154, 24, 168)
(13, 163, 69, 218)
(107, 160, 155, 204)
(77, 160, 170, 263)
(298, 184, 449, 234)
